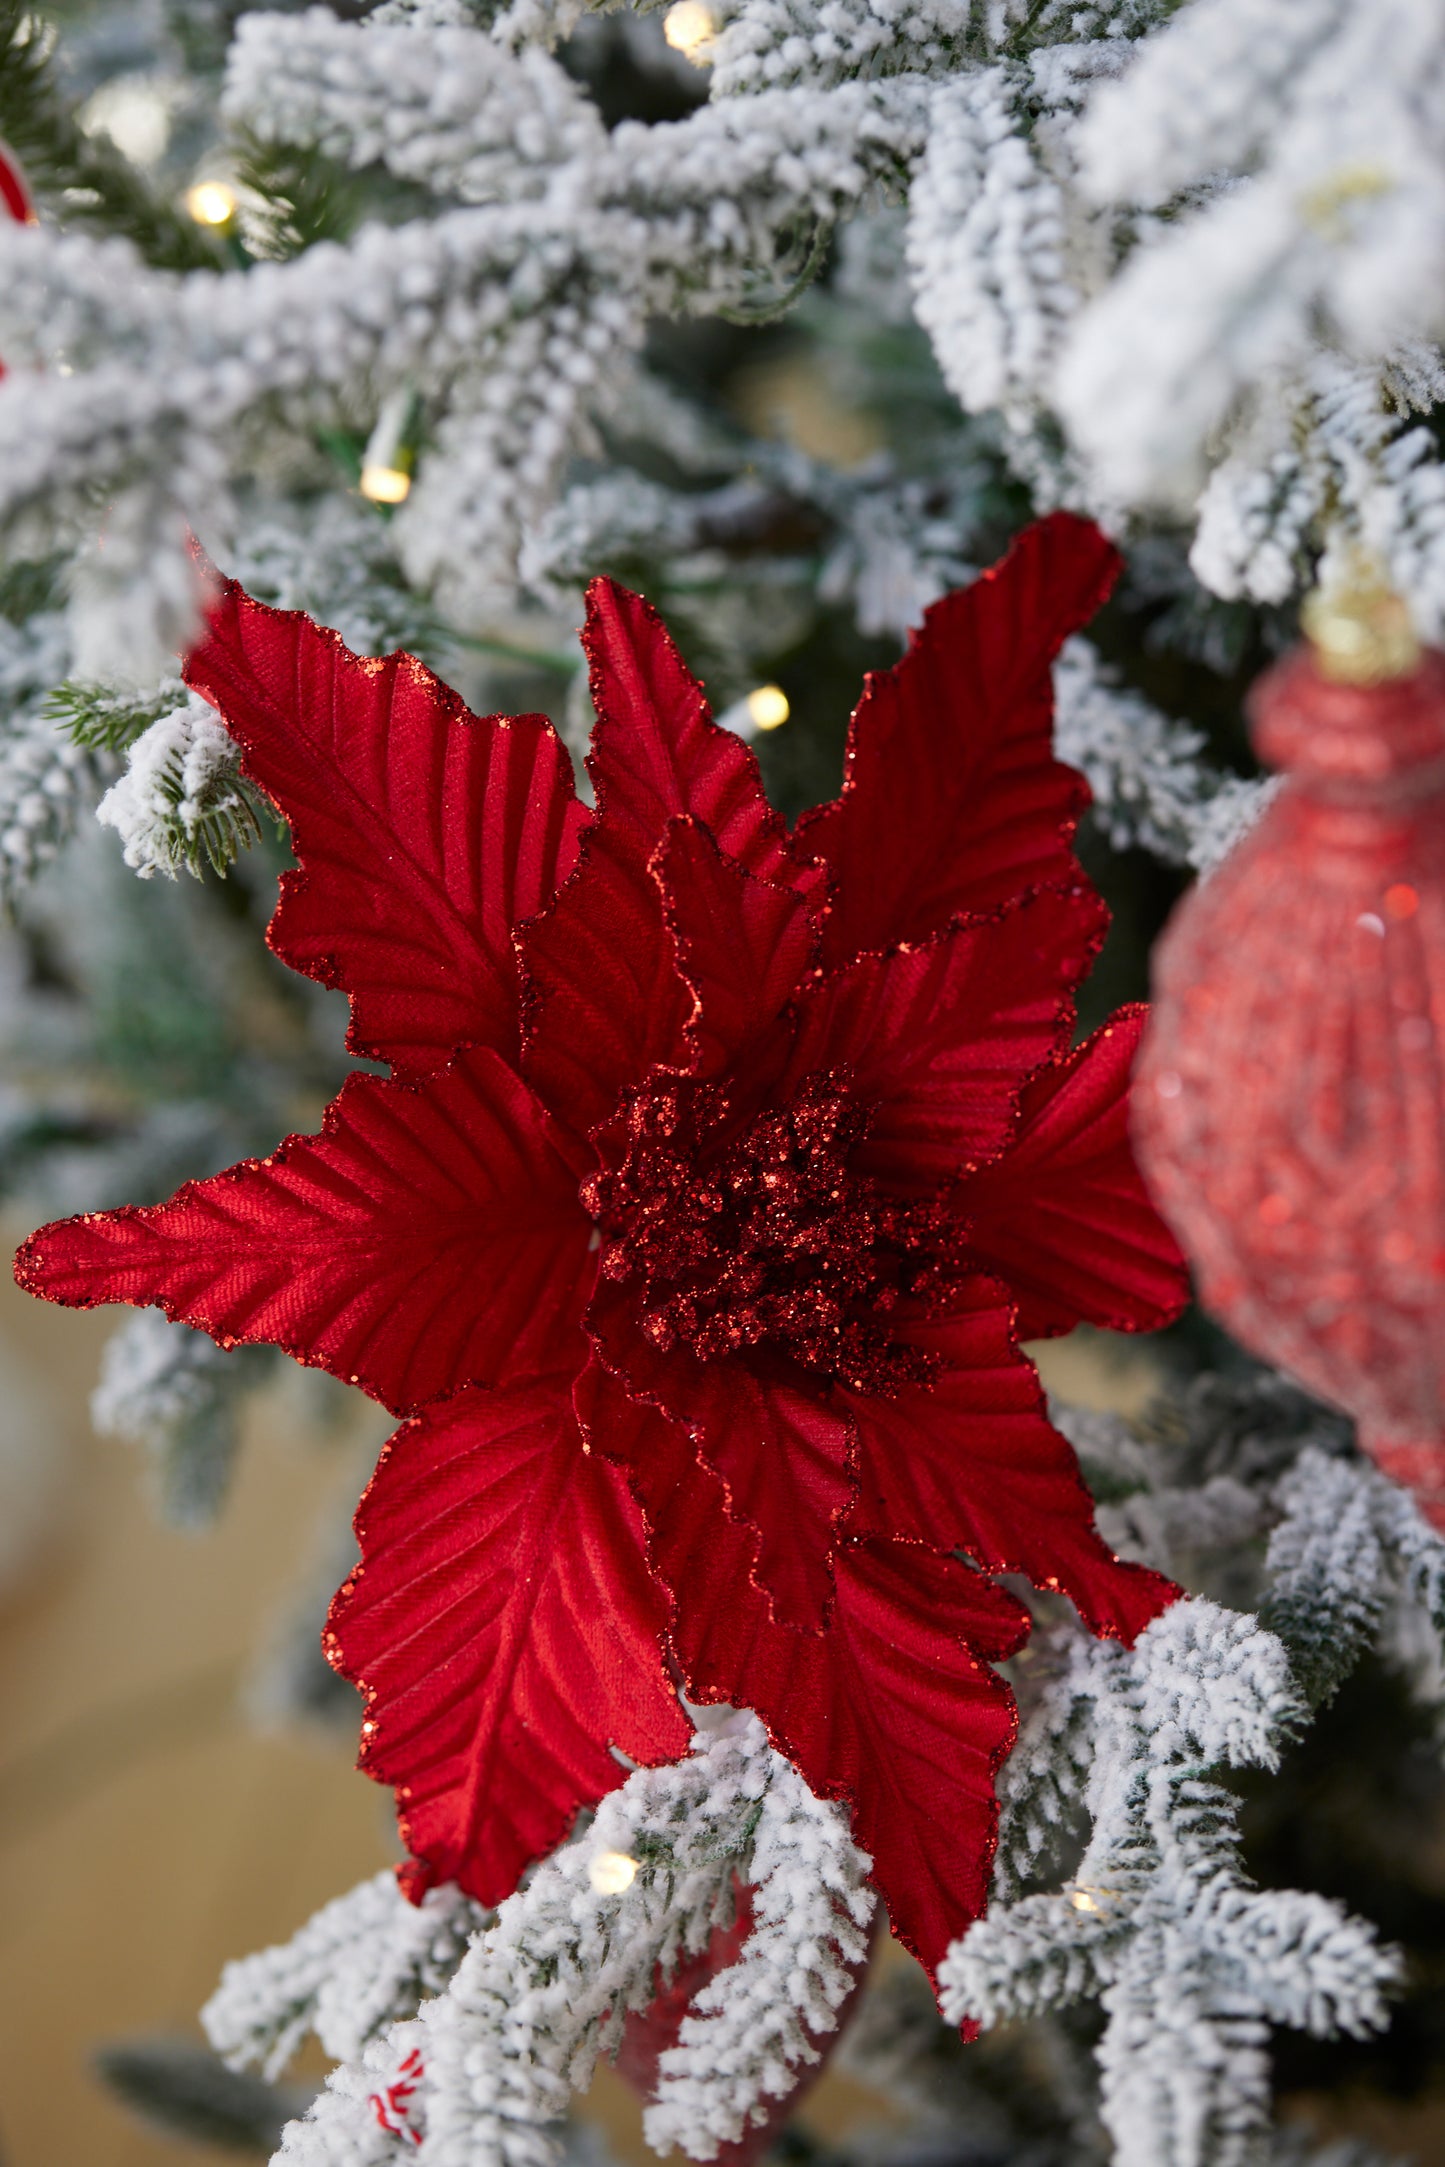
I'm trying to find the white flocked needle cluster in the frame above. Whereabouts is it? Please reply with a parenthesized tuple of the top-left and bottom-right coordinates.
(210, 1714, 871, 2167)
(7, 0, 1445, 690)
(944, 1599, 1399, 2167)
(8, 0, 1444, 897)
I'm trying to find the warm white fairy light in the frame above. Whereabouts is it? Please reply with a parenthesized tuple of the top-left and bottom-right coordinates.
(588, 1850, 638, 1895)
(663, 1, 715, 61)
(359, 464, 412, 505)
(80, 77, 174, 169)
(185, 180, 237, 227)
(745, 684, 790, 731)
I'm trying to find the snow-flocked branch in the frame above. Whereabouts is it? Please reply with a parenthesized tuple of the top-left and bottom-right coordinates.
(92, 1311, 278, 1526)
(944, 1599, 1398, 2167)
(95, 686, 265, 880)
(205, 1871, 490, 2083)
(644, 1753, 873, 2158)
(0, 595, 103, 905)
(0, 16, 929, 666)
(12, 0, 1445, 680)
(1059, 0, 1445, 514)
(256, 1714, 871, 2167)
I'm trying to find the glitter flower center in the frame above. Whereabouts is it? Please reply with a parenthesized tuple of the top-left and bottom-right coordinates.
(581, 1071, 967, 1393)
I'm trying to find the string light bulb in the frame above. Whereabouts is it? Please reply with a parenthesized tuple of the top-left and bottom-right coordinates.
(185, 179, 237, 227)
(359, 386, 420, 508)
(360, 464, 413, 506)
(663, 1, 715, 61)
(588, 1849, 638, 1894)
(746, 683, 790, 731)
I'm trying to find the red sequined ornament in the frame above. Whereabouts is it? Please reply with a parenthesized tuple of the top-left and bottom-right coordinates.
(614, 1885, 874, 2166)
(1134, 589, 1445, 1524)
(15, 513, 1187, 1983)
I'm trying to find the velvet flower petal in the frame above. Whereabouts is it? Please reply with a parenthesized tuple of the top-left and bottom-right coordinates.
(16, 1050, 593, 1413)
(330, 1378, 687, 1905)
(519, 581, 819, 1135)
(961, 1004, 1192, 1339)
(846, 1291, 1175, 1643)
(796, 510, 1117, 966)
(15, 517, 1189, 1981)
(184, 578, 587, 1078)
(576, 1359, 1026, 1978)
(777, 885, 1108, 1189)
(587, 1271, 857, 1630)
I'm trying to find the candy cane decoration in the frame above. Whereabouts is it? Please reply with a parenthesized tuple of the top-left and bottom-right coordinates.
(0, 140, 34, 227)
(0, 141, 35, 385)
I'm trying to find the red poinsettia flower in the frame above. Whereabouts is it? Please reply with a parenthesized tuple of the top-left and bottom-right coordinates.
(15, 513, 1187, 1977)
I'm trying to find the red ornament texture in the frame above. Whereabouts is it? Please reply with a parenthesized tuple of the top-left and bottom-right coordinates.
(1135, 641, 1445, 1526)
(15, 512, 1187, 1976)
(614, 1885, 873, 2166)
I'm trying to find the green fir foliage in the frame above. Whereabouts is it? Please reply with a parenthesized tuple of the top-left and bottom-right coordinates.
(46, 678, 183, 755)
(233, 133, 367, 261)
(0, 0, 222, 271)
(94, 2036, 314, 2153)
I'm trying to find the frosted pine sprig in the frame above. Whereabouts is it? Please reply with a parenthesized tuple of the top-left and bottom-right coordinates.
(0, 595, 104, 905)
(907, 68, 1075, 421)
(1059, 0, 1445, 510)
(1264, 1444, 1445, 1712)
(96, 686, 263, 879)
(944, 1599, 1397, 2167)
(0, 43, 932, 654)
(204, 1871, 489, 2082)
(11, 0, 1445, 670)
(1052, 637, 1273, 874)
(644, 1754, 874, 2159)
(0, 704, 104, 906)
(224, 12, 607, 206)
(92, 1311, 274, 1528)
(273, 1716, 863, 2167)
(708, 0, 972, 99)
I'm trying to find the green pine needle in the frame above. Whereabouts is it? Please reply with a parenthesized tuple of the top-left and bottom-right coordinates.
(232, 133, 367, 261)
(45, 679, 181, 754)
(180, 785, 268, 879)
(0, 554, 65, 624)
(0, 0, 221, 271)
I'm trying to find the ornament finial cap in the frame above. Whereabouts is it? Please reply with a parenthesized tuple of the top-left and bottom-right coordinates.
(1301, 558, 1420, 684)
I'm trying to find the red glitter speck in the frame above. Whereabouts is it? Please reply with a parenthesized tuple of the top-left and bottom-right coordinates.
(581, 1069, 968, 1394)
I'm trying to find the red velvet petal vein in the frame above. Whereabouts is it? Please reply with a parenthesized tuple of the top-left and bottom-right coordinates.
(797, 512, 1119, 966)
(962, 1005, 1191, 1339)
(15, 1049, 594, 1415)
(848, 1336, 1176, 1645)
(587, 1278, 856, 1631)
(781, 885, 1109, 1189)
(659, 817, 816, 1079)
(519, 579, 822, 1137)
(580, 578, 805, 889)
(185, 580, 585, 1078)
(329, 1380, 687, 1904)
(577, 1362, 1027, 1978)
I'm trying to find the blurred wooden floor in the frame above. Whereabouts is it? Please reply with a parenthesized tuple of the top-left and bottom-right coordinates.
(0, 1256, 398, 2166)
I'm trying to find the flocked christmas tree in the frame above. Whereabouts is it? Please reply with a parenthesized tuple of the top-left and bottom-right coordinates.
(7, 1, 1445, 2163)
